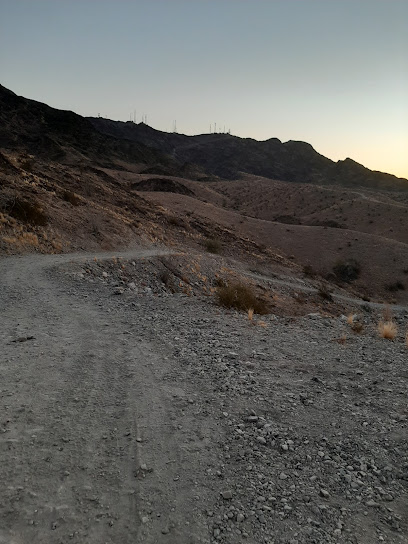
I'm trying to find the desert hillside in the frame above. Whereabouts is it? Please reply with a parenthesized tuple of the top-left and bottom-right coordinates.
(1, 84, 408, 304)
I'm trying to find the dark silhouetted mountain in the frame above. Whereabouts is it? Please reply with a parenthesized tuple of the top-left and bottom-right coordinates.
(89, 117, 408, 191)
(0, 85, 186, 174)
(0, 85, 406, 190)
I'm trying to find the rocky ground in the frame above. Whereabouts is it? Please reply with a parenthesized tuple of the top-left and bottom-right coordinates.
(1, 248, 407, 544)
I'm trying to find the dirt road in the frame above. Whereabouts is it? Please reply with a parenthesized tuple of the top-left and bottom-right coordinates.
(0, 249, 216, 544)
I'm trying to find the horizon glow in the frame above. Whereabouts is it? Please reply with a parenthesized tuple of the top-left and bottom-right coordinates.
(1, 0, 407, 178)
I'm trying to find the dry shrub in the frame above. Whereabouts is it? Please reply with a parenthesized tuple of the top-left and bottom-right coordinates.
(20, 158, 34, 172)
(2, 231, 39, 248)
(167, 216, 184, 227)
(204, 238, 222, 254)
(334, 335, 347, 345)
(51, 239, 63, 252)
(217, 281, 269, 314)
(4, 197, 47, 226)
(2, 236, 18, 245)
(317, 283, 333, 301)
(333, 259, 361, 282)
(378, 321, 397, 340)
(62, 190, 81, 206)
(351, 321, 364, 334)
(303, 264, 316, 277)
(160, 269, 176, 292)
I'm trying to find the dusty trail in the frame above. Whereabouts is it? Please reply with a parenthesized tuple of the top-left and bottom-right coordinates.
(2, 248, 407, 544)
(0, 248, 213, 544)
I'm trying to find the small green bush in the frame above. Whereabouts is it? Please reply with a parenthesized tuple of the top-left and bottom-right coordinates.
(216, 282, 269, 314)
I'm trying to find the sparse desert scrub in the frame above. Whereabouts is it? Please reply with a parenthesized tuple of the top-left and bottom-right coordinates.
(2, 231, 39, 248)
(167, 215, 184, 227)
(159, 269, 176, 292)
(203, 237, 222, 254)
(334, 335, 347, 345)
(382, 305, 393, 322)
(347, 313, 364, 333)
(216, 281, 269, 314)
(378, 320, 398, 340)
(303, 264, 316, 278)
(351, 321, 364, 334)
(333, 259, 361, 282)
(62, 190, 81, 206)
(317, 283, 333, 301)
(2, 197, 48, 226)
(385, 281, 405, 292)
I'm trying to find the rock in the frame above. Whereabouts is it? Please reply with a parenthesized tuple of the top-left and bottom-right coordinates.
(365, 500, 380, 507)
(257, 437, 267, 445)
(221, 490, 233, 500)
(320, 489, 330, 498)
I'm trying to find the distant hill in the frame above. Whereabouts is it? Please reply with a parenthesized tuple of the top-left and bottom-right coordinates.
(89, 117, 408, 191)
(0, 85, 187, 175)
(0, 84, 406, 191)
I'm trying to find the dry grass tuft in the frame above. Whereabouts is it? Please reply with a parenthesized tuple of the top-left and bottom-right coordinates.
(248, 308, 254, 321)
(2, 231, 39, 248)
(378, 320, 397, 340)
(383, 305, 393, 322)
(347, 313, 354, 325)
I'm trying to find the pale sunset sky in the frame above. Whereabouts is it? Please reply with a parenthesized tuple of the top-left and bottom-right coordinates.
(1, 0, 407, 178)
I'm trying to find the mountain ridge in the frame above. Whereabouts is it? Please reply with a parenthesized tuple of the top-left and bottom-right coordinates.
(0, 84, 406, 190)
(89, 116, 408, 190)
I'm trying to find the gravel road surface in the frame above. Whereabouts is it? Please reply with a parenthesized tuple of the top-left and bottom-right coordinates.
(1, 248, 407, 544)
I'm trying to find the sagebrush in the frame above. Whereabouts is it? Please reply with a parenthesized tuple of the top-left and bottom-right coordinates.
(216, 281, 269, 314)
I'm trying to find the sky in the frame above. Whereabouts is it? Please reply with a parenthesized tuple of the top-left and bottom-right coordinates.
(1, 0, 408, 178)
